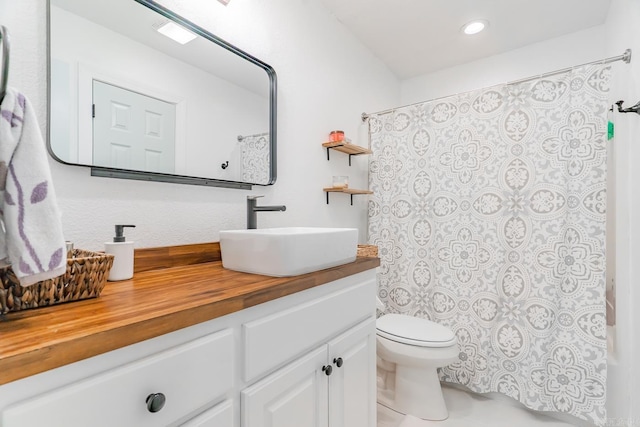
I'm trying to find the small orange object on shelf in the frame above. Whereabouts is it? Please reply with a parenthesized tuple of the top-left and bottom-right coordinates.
(329, 130, 345, 142)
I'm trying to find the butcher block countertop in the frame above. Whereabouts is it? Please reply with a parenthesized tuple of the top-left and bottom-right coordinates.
(0, 242, 380, 386)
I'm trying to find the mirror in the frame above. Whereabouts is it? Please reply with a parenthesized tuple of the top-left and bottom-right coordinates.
(48, 0, 276, 189)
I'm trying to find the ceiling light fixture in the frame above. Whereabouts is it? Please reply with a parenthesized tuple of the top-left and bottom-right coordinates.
(155, 21, 197, 45)
(462, 20, 488, 35)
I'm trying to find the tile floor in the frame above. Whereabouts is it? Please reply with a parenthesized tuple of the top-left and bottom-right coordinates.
(377, 384, 584, 427)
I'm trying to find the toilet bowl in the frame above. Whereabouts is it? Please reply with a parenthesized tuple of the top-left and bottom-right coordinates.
(376, 314, 459, 421)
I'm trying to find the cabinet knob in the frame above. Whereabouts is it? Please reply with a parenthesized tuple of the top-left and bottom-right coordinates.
(146, 392, 166, 413)
(322, 365, 333, 376)
(333, 357, 344, 368)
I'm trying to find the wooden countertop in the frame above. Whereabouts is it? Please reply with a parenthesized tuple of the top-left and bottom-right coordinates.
(0, 243, 379, 386)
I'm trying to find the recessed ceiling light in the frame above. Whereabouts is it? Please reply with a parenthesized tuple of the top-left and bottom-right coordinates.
(462, 20, 488, 35)
(155, 21, 197, 45)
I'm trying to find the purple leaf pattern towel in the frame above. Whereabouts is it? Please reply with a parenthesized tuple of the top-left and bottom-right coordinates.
(0, 88, 66, 286)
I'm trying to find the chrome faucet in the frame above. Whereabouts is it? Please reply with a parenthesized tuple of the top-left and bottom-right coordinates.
(247, 195, 286, 229)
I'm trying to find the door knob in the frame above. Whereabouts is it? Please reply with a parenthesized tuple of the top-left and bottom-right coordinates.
(333, 357, 343, 368)
(322, 365, 333, 376)
(146, 392, 166, 413)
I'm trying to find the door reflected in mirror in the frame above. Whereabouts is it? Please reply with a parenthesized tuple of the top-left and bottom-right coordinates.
(91, 81, 177, 174)
(48, 0, 276, 187)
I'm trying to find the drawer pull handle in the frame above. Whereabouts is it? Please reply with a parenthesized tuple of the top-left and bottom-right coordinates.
(322, 365, 333, 376)
(146, 392, 166, 413)
(333, 357, 344, 368)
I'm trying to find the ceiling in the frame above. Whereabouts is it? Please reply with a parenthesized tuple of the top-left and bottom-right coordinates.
(318, 0, 612, 80)
(52, 0, 269, 97)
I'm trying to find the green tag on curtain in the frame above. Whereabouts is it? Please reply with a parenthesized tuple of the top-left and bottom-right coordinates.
(608, 121, 614, 140)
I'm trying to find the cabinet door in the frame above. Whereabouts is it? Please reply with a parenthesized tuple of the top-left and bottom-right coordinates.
(327, 318, 376, 427)
(181, 399, 233, 427)
(241, 346, 328, 427)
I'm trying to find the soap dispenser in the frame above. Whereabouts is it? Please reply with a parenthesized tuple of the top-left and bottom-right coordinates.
(105, 225, 136, 281)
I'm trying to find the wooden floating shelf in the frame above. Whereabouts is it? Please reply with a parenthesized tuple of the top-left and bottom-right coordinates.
(322, 141, 372, 165)
(323, 188, 373, 194)
(322, 141, 373, 155)
(323, 187, 373, 205)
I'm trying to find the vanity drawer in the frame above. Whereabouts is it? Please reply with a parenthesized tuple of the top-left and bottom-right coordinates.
(182, 399, 234, 427)
(2, 329, 234, 427)
(243, 277, 375, 382)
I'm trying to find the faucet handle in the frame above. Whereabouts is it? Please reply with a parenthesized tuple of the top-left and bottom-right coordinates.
(247, 195, 264, 200)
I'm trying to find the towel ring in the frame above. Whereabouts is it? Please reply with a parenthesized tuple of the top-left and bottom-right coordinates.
(0, 25, 9, 105)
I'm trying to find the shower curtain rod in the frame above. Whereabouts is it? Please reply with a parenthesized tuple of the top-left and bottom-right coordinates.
(361, 48, 632, 122)
(237, 131, 268, 142)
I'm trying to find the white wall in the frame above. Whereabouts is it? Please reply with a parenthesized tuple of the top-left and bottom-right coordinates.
(399, 14, 640, 425)
(0, 0, 399, 250)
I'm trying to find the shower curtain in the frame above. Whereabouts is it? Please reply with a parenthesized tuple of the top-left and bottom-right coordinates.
(368, 64, 610, 425)
(239, 132, 270, 184)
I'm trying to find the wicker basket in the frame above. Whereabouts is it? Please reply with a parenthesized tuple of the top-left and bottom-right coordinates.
(0, 249, 114, 315)
(357, 244, 378, 258)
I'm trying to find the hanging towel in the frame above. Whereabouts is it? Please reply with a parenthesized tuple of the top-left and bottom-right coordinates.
(0, 88, 66, 286)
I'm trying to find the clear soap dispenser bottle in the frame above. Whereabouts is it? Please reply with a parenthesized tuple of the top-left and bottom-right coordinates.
(105, 225, 136, 281)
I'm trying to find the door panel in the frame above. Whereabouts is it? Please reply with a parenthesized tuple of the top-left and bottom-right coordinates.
(93, 80, 176, 173)
(327, 318, 376, 427)
(241, 346, 328, 427)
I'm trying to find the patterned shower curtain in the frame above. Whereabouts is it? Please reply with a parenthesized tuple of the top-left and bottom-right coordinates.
(368, 64, 610, 425)
(239, 132, 270, 184)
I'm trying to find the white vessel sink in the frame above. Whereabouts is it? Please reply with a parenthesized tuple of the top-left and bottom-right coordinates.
(219, 227, 358, 276)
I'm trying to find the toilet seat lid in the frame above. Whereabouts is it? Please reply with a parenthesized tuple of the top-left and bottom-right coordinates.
(376, 314, 456, 347)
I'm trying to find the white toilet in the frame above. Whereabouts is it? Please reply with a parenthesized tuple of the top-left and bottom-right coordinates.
(376, 313, 459, 421)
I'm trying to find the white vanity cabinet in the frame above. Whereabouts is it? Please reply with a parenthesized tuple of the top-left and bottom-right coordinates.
(0, 270, 376, 427)
(241, 274, 377, 427)
(241, 318, 376, 427)
(182, 399, 234, 427)
(1, 330, 235, 427)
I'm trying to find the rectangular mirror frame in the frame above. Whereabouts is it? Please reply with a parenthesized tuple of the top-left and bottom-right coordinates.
(47, 0, 277, 189)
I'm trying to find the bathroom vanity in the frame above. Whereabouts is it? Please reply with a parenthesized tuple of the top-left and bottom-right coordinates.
(0, 243, 379, 427)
